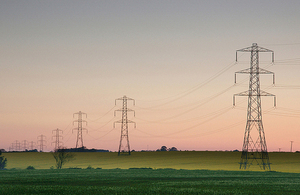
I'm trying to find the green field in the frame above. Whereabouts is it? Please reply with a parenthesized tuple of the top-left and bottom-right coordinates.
(2, 151, 300, 173)
(1, 151, 300, 194)
(0, 169, 300, 194)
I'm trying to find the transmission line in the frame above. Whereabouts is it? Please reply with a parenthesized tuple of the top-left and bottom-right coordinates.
(137, 60, 237, 108)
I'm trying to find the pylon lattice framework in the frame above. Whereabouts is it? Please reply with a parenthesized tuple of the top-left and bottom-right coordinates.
(37, 135, 46, 152)
(73, 111, 87, 148)
(22, 140, 28, 151)
(114, 95, 136, 156)
(12, 140, 21, 151)
(29, 141, 35, 151)
(52, 128, 63, 150)
(234, 43, 276, 170)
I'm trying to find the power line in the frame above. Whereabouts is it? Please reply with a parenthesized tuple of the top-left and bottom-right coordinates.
(88, 117, 116, 132)
(86, 128, 116, 140)
(87, 106, 116, 123)
(134, 106, 233, 138)
(137, 60, 237, 108)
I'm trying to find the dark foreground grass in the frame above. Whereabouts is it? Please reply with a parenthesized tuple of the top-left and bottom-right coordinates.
(0, 169, 299, 195)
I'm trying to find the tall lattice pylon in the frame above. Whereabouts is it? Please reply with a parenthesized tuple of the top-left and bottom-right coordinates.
(114, 95, 136, 155)
(234, 43, 276, 170)
(22, 140, 28, 151)
(73, 111, 87, 148)
(28, 141, 35, 151)
(37, 135, 46, 152)
(52, 128, 63, 150)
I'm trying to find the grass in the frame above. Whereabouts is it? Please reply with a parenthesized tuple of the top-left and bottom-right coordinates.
(2, 151, 300, 173)
(0, 168, 299, 194)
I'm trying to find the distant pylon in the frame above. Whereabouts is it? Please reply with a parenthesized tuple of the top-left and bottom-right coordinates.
(9, 145, 14, 152)
(22, 140, 28, 151)
(73, 111, 87, 148)
(52, 128, 63, 150)
(12, 140, 21, 151)
(290, 141, 294, 152)
(114, 95, 136, 155)
(28, 141, 36, 150)
(234, 43, 276, 170)
(37, 135, 47, 152)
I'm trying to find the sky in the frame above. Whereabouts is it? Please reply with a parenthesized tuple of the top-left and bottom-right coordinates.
(1, 0, 300, 152)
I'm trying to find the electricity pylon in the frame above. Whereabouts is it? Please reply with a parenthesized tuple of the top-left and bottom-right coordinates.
(28, 141, 35, 151)
(12, 140, 21, 151)
(234, 43, 276, 170)
(37, 135, 46, 152)
(52, 128, 63, 150)
(114, 95, 136, 155)
(73, 111, 87, 148)
(22, 140, 28, 151)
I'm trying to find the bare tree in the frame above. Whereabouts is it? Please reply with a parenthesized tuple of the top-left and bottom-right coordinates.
(52, 148, 75, 169)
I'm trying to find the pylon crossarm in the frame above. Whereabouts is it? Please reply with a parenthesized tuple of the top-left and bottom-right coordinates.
(233, 92, 248, 106)
(259, 90, 274, 96)
(233, 91, 250, 105)
(237, 45, 273, 53)
(127, 120, 136, 128)
(126, 109, 135, 116)
(82, 128, 88, 133)
(113, 120, 123, 128)
(236, 68, 274, 75)
(236, 43, 274, 63)
(114, 109, 122, 116)
(258, 68, 274, 75)
(235, 68, 275, 84)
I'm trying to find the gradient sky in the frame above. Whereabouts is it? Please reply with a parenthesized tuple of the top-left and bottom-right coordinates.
(1, 0, 300, 152)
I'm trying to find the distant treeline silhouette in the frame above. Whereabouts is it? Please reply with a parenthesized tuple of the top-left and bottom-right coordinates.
(58, 147, 109, 153)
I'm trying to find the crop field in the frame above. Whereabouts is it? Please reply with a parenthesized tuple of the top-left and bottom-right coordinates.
(0, 169, 300, 194)
(1, 151, 300, 194)
(2, 151, 300, 173)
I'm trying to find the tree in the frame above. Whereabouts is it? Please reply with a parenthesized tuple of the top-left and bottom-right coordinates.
(0, 151, 7, 169)
(168, 147, 178, 151)
(52, 148, 75, 169)
(160, 146, 167, 151)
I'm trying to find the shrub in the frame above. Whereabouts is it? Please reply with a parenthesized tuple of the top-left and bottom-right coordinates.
(26, 166, 35, 170)
(0, 151, 7, 170)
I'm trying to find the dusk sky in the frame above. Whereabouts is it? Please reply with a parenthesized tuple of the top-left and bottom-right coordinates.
(1, 0, 300, 152)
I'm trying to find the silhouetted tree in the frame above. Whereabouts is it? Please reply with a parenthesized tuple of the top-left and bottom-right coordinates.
(160, 146, 167, 151)
(168, 147, 178, 151)
(52, 148, 75, 169)
(0, 151, 7, 169)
